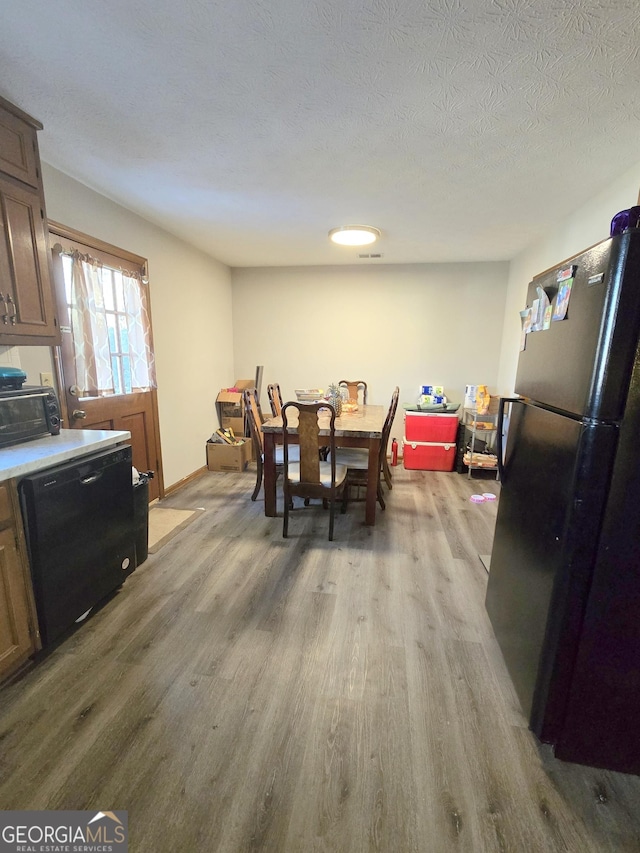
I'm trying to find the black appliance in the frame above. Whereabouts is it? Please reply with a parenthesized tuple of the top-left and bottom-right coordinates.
(0, 385, 61, 447)
(486, 228, 640, 775)
(19, 445, 135, 647)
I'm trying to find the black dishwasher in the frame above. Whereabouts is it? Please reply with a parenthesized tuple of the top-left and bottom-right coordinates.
(19, 445, 135, 647)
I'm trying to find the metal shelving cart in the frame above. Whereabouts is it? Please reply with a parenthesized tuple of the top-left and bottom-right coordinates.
(462, 406, 499, 478)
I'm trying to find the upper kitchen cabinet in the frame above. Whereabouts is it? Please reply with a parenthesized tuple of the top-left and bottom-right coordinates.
(0, 96, 60, 345)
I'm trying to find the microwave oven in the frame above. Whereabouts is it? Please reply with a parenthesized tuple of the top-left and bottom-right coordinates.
(0, 386, 61, 448)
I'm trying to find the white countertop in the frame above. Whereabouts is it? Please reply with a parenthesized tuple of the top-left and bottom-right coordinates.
(0, 429, 131, 481)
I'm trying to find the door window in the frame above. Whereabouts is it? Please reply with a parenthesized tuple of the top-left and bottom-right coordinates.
(58, 250, 155, 399)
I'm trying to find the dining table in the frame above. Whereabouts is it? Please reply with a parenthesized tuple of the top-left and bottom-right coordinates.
(261, 404, 385, 526)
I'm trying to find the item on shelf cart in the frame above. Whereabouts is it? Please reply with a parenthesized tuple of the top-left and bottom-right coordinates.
(464, 385, 478, 409)
(476, 385, 491, 414)
(463, 451, 498, 468)
(466, 436, 487, 453)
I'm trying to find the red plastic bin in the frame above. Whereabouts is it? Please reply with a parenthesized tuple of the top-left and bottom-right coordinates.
(402, 439, 456, 471)
(404, 412, 459, 443)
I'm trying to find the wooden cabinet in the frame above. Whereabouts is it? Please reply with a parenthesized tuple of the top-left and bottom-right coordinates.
(0, 96, 60, 345)
(0, 103, 40, 188)
(0, 480, 40, 681)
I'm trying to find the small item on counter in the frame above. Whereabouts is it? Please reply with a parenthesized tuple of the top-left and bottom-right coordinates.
(295, 388, 324, 401)
(470, 494, 486, 503)
(326, 383, 343, 416)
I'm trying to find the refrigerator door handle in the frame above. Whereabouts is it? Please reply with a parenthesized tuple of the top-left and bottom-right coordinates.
(497, 397, 520, 483)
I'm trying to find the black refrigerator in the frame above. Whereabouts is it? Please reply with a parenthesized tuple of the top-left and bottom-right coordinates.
(486, 228, 640, 775)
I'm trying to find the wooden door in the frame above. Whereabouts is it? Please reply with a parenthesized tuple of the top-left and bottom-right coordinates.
(49, 223, 163, 501)
(63, 391, 161, 500)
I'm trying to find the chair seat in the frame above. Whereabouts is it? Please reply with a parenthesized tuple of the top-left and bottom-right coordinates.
(332, 447, 369, 469)
(286, 461, 347, 487)
(274, 445, 300, 464)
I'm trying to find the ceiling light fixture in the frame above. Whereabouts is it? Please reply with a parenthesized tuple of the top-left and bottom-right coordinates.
(328, 225, 381, 246)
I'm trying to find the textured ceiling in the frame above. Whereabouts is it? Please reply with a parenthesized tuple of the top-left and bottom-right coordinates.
(1, 0, 639, 267)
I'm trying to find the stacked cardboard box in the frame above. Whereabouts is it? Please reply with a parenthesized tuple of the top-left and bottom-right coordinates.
(215, 379, 254, 435)
(206, 439, 252, 472)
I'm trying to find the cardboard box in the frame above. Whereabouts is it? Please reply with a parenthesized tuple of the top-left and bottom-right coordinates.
(220, 415, 246, 435)
(402, 439, 456, 471)
(206, 439, 252, 472)
(404, 412, 459, 443)
(216, 379, 254, 435)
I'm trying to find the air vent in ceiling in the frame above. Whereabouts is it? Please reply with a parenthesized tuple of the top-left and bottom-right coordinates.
(358, 253, 384, 259)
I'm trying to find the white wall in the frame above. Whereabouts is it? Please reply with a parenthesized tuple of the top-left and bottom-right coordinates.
(6, 161, 636, 486)
(3, 165, 235, 490)
(497, 165, 640, 395)
(231, 262, 509, 437)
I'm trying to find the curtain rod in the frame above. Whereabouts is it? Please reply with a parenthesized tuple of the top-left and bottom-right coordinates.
(52, 243, 149, 283)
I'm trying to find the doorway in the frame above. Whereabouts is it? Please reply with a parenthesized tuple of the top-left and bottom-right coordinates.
(48, 222, 163, 501)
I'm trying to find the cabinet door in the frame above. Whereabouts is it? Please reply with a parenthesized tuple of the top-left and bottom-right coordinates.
(0, 524, 35, 678)
(0, 107, 39, 188)
(0, 173, 60, 344)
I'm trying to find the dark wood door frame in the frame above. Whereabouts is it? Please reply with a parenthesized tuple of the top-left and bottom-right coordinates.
(48, 221, 164, 500)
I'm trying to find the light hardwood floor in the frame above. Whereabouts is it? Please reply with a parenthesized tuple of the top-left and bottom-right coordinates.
(1, 465, 640, 852)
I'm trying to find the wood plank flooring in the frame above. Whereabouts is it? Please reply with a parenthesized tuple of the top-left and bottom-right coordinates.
(1, 465, 640, 852)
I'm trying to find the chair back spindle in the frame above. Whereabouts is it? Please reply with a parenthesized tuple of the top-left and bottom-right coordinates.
(267, 383, 284, 417)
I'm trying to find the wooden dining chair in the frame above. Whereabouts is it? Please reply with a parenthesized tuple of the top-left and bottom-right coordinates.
(339, 379, 368, 405)
(282, 401, 347, 541)
(243, 388, 298, 502)
(380, 389, 399, 490)
(267, 383, 283, 417)
(334, 386, 399, 511)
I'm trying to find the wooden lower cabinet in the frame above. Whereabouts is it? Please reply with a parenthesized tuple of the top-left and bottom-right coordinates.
(0, 481, 40, 681)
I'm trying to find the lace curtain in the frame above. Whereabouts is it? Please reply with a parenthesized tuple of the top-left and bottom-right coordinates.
(66, 251, 156, 396)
